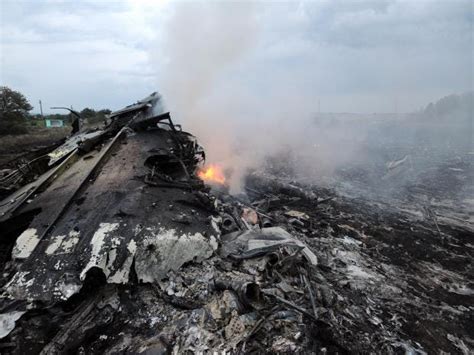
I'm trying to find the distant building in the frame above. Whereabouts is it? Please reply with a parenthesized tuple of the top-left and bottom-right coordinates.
(45, 119, 64, 128)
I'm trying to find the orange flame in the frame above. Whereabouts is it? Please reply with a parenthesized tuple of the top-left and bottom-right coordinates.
(197, 164, 226, 184)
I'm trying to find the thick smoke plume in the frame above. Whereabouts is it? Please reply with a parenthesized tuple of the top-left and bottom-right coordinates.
(154, 2, 472, 196)
(155, 2, 366, 192)
(155, 2, 261, 191)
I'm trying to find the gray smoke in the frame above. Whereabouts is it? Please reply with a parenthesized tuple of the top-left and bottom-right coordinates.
(153, 1, 472, 194)
(153, 2, 369, 192)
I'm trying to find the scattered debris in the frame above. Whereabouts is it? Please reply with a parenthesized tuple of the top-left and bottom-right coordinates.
(135, 229, 217, 283)
(0, 311, 25, 339)
(220, 227, 318, 265)
(0, 93, 471, 354)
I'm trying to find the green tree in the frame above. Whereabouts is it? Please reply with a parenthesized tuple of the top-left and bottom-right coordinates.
(80, 107, 96, 118)
(82, 108, 111, 125)
(98, 109, 112, 115)
(0, 86, 33, 135)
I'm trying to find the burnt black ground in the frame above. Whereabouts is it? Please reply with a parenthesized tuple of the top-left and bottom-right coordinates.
(0, 117, 472, 353)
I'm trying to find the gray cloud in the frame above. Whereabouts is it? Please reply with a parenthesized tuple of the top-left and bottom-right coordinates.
(0, 0, 472, 114)
(1, 0, 159, 111)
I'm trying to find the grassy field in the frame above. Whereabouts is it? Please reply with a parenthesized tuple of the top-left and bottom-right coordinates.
(0, 127, 70, 166)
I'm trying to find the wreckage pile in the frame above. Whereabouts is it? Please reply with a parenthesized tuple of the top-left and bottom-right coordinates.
(0, 94, 472, 354)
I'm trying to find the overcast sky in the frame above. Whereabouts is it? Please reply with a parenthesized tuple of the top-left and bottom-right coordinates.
(0, 0, 472, 114)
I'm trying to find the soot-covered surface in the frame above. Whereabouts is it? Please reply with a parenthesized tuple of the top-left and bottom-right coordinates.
(0, 94, 472, 353)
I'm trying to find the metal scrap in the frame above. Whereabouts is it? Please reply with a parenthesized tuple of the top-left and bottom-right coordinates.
(220, 227, 318, 265)
(0, 92, 471, 354)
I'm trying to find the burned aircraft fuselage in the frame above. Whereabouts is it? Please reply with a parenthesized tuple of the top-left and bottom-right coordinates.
(0, 93, 210, 303)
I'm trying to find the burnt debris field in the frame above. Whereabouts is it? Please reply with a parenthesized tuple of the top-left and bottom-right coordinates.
(0, 93, 472, 354)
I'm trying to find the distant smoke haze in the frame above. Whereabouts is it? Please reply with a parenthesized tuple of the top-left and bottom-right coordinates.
(153, 1, 472, 192)
(154, 2, 356, 190)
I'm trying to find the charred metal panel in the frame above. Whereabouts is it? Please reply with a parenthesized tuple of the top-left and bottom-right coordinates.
(6, 129, 215, 302)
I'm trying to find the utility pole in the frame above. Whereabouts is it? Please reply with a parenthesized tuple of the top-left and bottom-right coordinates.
(39, 100, 44, 118)
(39, 100, 46, 126)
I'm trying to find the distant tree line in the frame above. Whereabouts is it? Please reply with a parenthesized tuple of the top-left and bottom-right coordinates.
(415, 91, 473, 150)
(33, 108, 112, 124)
(0, 86, 112, 136)
(78, 107, 112, 124)
(422, 92, 473, 123)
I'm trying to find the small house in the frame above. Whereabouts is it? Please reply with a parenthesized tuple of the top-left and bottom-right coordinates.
(45, 119, 64, 128)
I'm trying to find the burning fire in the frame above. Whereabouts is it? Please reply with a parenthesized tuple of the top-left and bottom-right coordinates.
(197, 164, 226, 185)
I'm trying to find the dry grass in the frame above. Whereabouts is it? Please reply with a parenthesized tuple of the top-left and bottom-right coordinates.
(0, 127, 70, 153)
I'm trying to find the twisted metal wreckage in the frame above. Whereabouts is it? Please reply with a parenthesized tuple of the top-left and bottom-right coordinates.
(0, 94, 472, 354)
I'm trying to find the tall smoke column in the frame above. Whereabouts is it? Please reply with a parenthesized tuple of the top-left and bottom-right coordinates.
(156, 2, 260, 191)
(154, 2, 369, 193)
